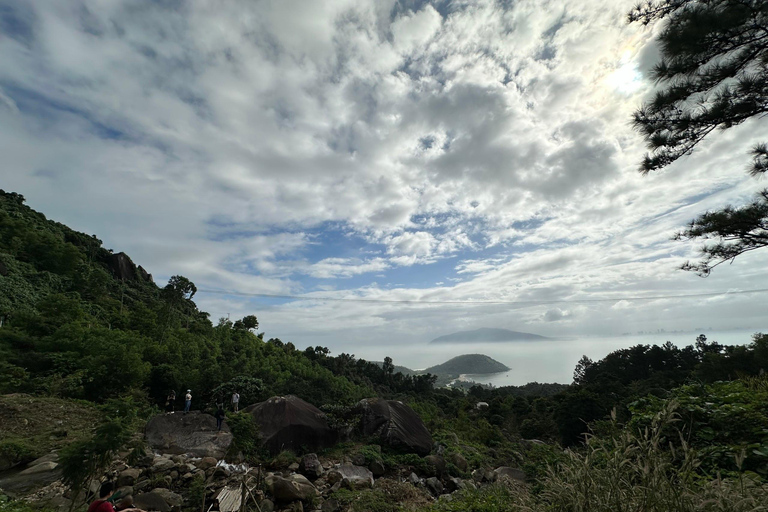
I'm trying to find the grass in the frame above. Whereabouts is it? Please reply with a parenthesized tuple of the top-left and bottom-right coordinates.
(0, 394, 97, 465)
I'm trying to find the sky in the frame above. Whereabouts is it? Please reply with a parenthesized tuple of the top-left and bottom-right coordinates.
(1, 0, 766, 364)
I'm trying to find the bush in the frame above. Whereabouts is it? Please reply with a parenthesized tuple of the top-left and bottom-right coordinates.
(0, 439, 34, 468)
(226, 412, 261, 461)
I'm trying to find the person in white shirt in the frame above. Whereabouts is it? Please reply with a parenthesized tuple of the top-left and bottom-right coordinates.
(184, 390, 192, 413)
(231, 391, 240, 412)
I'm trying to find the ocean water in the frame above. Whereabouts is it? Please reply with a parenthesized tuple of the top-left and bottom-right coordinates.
(339, 330, 762, 386)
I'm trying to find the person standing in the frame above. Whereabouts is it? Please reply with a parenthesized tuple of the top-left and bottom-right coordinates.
(214, 403, 226, 431)
(184, 389, 192, 413)
(165, 390, 176, 414)
(231, 391, 240, 412)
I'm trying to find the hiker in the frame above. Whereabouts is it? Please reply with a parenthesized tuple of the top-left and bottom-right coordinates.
(87, 482, 116, 512)
(184, 389, 192, 413)
(165, 390, 176, 414)
(231, 390, 240, 412)
(215, 403, 226, 431)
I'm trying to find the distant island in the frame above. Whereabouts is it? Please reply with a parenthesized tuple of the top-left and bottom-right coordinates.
(430, 327, 551, 344)
(423, 354, 510, 375)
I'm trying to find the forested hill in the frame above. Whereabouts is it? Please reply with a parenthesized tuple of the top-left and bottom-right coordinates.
(424, 354, 510, 375)
(0, 190, 436, 407)
(430, 327, 550, 343)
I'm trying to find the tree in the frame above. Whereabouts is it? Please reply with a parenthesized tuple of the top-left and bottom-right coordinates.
(233, 314, 259, 331)
(573, 355, 594, 385)
(163, 275, 197, 301)
(629, 0, 768, 275)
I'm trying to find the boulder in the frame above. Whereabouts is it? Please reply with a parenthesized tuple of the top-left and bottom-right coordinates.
(321, 498, 340, 512)
(424, 455, 446, 477)
(369, 460, 385, 477)
(150, 488, 183, 508)
(266, 474, 319, 503)
(356, 398, 432, 456)
(299, 453, 324, 480)
(196, 456, 218, 471)
(244, 396, 337, 455)
(106, 252, 139, 281)
(408, 472, 420, 486)
(151, 457, 175, 474)
(20, 461, 58, 474)
(494, 466, 526, 482)
(425, 477, 444, 496)
(260, 499, 275, 512)
(145, 411, 232, 458)
(326, 464, 373, 490)
(117, 468, 141, 487)
(133, 492, 171, 512)
(447, 453, 468, 473)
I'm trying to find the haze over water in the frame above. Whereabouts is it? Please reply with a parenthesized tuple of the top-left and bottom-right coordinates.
(333, 330, 762, 386)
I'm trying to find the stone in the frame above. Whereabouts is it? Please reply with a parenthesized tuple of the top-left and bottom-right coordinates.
(260, 499, 275, 512)
(196, 456, 218, 471)
(326, 464, 373, 490)
(424, 455, 446, 477)
(267, 474, 319, 503)
(447, 453, 468, 473)
(289, 501, 304, 512)
(439, 494, 453, 502)
(356, 398, 432, 456)
(471, 469, 484, 483)
(134, 479, 151, 492)
(464, 480, 477, 491)
(133, 491, 171, 512)
(150, 488, 183, 508)
(321, 498, 340, 512)
(369, 460, 385, 477)
(494, 467, 526, 483)
(408, 472, 420, 486)
(116, 486, 134, 499)
(425, 477, 444, 496)
(299, 454, 324, 480)
(151, 457, 175, 473)
(288, 462, 300, 472)
(20, 462, 58, 474)
(145, 411, 233, 459)
(244, 396, 337, 455)
(350, 453, 365, 466)
(169, 470, 179, 480)
(30, 453, 59, 465)
(171, 455, 185, 464)
(445, 478, 464, 493)
(213, 465, 231, 478)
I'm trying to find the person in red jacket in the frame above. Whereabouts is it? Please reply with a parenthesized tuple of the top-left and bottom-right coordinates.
(87, 482, 116, 512)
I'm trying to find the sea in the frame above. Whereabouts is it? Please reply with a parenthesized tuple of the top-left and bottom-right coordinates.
(336, 330, 763, 387)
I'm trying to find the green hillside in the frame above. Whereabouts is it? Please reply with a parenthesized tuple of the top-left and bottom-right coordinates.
(424, 354, 510, 376)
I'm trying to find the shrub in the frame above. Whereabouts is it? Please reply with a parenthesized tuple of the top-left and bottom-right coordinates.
(0, 439, 34, 468)
(226, 412, 261, 461)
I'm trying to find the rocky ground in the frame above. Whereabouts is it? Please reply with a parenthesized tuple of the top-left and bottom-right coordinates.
(0, 396, 532, 512)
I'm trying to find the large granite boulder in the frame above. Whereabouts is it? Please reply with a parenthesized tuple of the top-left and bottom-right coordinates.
(326, 464, 374, 490)
(145, 411, 232, 458)
(266, 474, 319, 503)
(133, 491, 171, 512)
(244, 396, 337, 455)
(356, 398, 432, 456)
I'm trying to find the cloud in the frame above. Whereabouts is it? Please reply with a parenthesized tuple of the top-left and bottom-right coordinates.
(1, 0, 766, 360)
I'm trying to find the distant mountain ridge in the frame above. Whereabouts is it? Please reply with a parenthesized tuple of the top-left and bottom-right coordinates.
(430, 327, 550, 344)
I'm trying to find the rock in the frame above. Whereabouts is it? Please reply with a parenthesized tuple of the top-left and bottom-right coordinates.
(196, 456, 218, 471)
(369, 460, 385, 477)
(213, 465, 231, 479)
(424, 455, 446, 477)
(150, 488, 182, 508)
(299, 454, 324, 480)
(445, 478, 464, 493)
(350, 453, 365, 466)
(408, 472, 420, 486)
(20, 462, 58, 474)
(145, 412, 233, 458)
(134, 479, 151, 492)
(169, 470, 179, 480)
(447, 453, 468, 473)
(244, 396, 337, 455)
(464, 480, 477, 491)
(30, 453, 59, 465)
(134, 491, 171, 512)
(116, 486, 134, 498)
(433, 443, 446, 456)
(289, 501, 304, 512)
(356, 398, 432, 456)
(321, 498, 340, 512)
(260, 499, 275, 512)
(171, 455, 185, 464)
(326, 464, 374, 490)
(267, 474, 319, 503)
(106, 252, 139, 281)
(151, 457, 175, 473)
(471, 469, 484, 483)
(288, 462, 300, 472)
(494, 467, 526, 482)
(425, 477, 444, 496)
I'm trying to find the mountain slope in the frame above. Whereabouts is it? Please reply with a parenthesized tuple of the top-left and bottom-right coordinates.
(430, 327, 550, 344)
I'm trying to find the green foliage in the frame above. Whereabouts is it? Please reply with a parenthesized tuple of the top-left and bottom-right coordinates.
(426, 484, 528, 512)
(0, 439, 34, 467)
(210, 376, 263, 409)
(226, 412, 261, 461)
(0, 495, 53, 512)
(187, 474, 207, 509)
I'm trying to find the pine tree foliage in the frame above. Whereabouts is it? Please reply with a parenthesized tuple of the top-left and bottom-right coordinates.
(629, 0, 768, 275)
